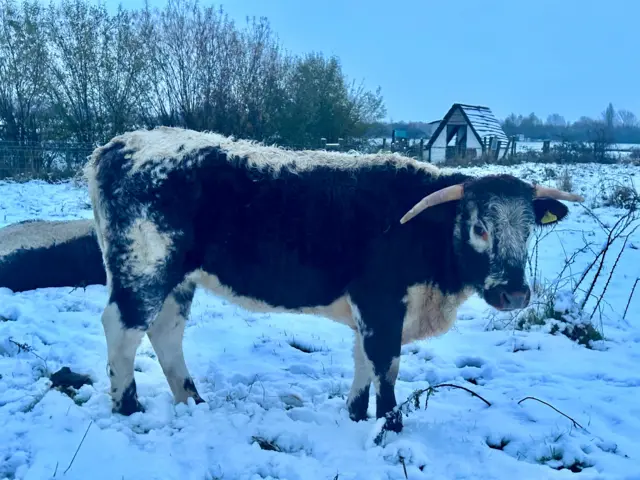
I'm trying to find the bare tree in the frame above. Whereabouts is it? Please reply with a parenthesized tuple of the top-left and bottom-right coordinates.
(45, 0, 108, 143)
(94, 5, 149, 140)
(0, 0, 49, 143)
(232, 15, 291, 140)
(617, 109, 638, 128)
(587, 120, 614, 163)
(143, 0, 203, 129)
(546, 113, 567, 127)
(0, 0, 388, 156)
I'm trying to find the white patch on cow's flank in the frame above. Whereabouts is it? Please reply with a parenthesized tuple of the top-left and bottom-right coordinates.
(401, 283, 474, 344)
(187, 269, 355, 326)
(125, 218, 173, 278)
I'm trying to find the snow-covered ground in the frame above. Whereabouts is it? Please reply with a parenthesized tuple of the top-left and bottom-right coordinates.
(1, 163, 639, 480)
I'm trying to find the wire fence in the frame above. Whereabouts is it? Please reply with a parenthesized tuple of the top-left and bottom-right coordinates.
(0, 141, 94, 181)
(0, 138, 387, 181)
(2, 137, 634, 182)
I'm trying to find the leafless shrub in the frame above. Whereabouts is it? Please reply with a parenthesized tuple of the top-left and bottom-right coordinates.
(557, 167, 573, 192)
(603, 183, 639, 211)
(574, 208, 639, 320)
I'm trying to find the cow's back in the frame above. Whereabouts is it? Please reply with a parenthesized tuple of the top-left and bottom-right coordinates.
(0, 219, 105, 292)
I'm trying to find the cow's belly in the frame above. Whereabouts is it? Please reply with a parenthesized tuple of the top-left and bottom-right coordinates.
(187, 272, 473, 344)
(187, 269, 356, 328)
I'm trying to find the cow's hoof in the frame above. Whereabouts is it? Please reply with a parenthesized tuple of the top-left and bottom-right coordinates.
(349, 410, 369, 422)
(183, 378, 205, 405)
(114, 399, 144, 416)
(347, 392, 370, 422)
(348, 402, 370, 422)
(384, 410, 403, 433)
(114, 382, 144, 415)
(372, 411, 403, 445)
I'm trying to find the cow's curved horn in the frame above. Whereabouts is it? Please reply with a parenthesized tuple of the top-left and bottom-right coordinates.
(399, 184, 464, 224)
(534, 185, 585, 202)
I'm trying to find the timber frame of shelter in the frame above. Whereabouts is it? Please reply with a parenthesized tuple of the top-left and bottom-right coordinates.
(425, 103, 515, 163)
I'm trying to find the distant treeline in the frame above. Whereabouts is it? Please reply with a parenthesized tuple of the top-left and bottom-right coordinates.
(0, 0, 386, 148)
(500, 104, 640, 144)
(363, 103, 640, 145)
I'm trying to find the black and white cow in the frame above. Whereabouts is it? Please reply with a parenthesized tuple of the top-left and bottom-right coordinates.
(0, 219, 105, 292)
(84, 126, 583, 439)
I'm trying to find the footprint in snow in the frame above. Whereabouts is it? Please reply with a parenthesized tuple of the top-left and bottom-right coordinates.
(455, 356, 486, 369)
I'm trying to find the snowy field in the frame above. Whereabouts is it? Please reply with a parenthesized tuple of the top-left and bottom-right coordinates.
(1, 162, 639, 480)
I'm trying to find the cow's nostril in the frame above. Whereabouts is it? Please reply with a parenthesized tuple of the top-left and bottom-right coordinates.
(500, 291, 510, 307)
(502, 290, 529, 309)
(486, 287, 531, 311)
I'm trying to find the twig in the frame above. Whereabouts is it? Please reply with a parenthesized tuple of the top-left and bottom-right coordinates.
(556, 240, 593, 288)
(590, 223, 640, 319)
(399, 456, 408, 479)
(577, 210, 637, 309)
(63, 421, 93, 474)
(517, 396, 585, 431)
(432, 383, 492, 407)
(624, 278, 639, 320)
(398, 383, 492, 414)
(8, 338, 48, 365)
(579, 203, 609, 231)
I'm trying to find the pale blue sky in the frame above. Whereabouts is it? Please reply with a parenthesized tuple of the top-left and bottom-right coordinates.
(102, 0, 638, 123)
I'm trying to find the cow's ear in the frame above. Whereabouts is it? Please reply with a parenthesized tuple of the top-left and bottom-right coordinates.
(533, 197, 569, 226)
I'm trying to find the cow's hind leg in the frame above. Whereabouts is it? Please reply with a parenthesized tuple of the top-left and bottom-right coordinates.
(146, 279, 204, 405)
(102, 299, 148, 415)
(102, 273, 182, 415)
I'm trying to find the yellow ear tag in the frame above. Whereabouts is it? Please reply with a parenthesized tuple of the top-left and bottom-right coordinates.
(541, 211, 558, 224)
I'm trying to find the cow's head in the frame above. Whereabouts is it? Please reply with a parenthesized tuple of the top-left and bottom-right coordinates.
(400, 174, 584, 311)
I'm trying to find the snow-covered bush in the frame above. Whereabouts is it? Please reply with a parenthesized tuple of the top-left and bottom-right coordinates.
(514, 288, 603, 348)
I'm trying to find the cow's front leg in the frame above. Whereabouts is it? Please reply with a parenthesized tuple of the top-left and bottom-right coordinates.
(350, 297, 404, 438)
(347, 332, 372, 421)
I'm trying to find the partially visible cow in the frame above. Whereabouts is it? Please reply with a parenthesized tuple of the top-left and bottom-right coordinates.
(0, 219, 105, 292)
(85, 126, 583, 441)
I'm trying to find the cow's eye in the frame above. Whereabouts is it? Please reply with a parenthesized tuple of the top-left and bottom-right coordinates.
(473, 223, 488, 240)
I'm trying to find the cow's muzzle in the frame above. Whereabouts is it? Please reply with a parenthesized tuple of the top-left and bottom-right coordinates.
(484, 285, 531, 311)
